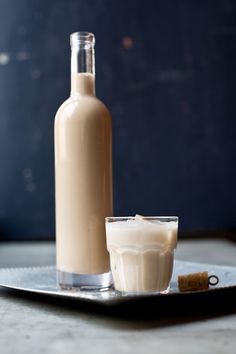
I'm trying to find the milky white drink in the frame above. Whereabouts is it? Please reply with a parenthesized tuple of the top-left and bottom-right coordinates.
(106, 217, 178, 293)
(55, 32, 113, 289)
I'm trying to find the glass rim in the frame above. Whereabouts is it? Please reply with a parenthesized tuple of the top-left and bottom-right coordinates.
(70, 32, 95, 46)
(105, 216, 178, 222)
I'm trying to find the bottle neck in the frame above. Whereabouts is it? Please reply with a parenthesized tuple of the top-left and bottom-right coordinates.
(70, 32, 95, 96)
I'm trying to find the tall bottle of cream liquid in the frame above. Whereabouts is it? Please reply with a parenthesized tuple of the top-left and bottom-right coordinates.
(54, 32, 113, 290)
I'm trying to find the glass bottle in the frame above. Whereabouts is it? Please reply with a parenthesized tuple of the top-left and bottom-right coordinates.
(54, 32, 113, 290)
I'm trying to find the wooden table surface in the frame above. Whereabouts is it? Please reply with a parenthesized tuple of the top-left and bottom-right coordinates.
(0, 239, 236, 354)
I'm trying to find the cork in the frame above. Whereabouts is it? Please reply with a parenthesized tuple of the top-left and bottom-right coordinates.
(178, 271, 209, 292)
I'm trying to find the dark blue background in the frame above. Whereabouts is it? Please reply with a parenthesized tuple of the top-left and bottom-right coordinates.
(0, 0, 235, 240)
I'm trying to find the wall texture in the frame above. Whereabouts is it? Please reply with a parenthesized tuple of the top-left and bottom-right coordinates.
(0, 0, 235, 240)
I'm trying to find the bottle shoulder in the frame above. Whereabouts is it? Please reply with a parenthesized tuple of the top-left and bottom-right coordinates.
(55, 95, 111, 122)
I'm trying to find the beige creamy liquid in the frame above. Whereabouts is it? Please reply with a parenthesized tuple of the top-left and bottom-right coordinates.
(55, 73, 113, 275)
(106, 220, 178, 292)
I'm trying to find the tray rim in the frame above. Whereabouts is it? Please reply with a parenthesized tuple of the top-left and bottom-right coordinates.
(0, 260, 236, 305)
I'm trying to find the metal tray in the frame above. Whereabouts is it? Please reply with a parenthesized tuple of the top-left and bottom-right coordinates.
(0, 260, 235, 306)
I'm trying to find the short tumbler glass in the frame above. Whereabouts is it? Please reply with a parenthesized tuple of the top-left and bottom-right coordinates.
(105, 216, 178, 294)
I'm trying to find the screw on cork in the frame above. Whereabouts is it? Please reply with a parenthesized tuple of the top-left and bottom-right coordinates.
(178, 271, 219, 292)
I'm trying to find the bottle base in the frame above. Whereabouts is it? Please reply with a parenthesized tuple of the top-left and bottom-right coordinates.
(57, 269, 113, 291)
